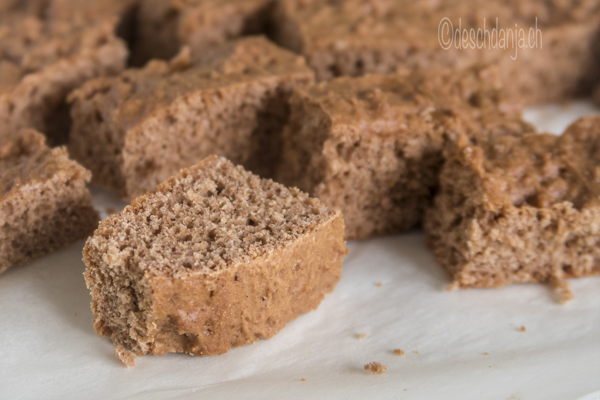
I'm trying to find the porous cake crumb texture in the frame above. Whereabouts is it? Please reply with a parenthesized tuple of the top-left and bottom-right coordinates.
(425, 117, 600, 289)
(114, 345, 136, 367)
(84, 156, 346, 357)
(0, 129, 98, 274)
(278, 66, 530, 239)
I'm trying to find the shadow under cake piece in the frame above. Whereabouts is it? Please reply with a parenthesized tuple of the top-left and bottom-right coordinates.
(0, 128, 98, 275)
(594, 86, 600, 107)
(0, 3, 130, 146)
(133, 0, 274, 66)
(425, 117, 600, 291)
(83, 155, 346, 358)
(277, 66, 532, 240)
(69, 36, 314, 201)
(273, 0, 600, 105)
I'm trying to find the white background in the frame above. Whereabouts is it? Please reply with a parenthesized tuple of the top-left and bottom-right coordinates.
(0, 101, 599, 400)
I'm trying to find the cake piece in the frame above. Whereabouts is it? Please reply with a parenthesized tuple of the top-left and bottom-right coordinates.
(425, 117, 600, 292)
(133, 0, 274, 66)
(83, 155, 346, 358)
(277, 66, 532, 239)
(0, 5, 129, 145)
(44, 0, 139, 49)
(0, 128, 98, 275)
(273, 0, 600, 105)
(69, 36, 314, 200)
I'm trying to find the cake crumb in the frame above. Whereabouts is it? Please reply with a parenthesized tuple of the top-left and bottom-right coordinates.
(301, 378, 306, 382)
(414, 351, 419, 354)
(114, 345, 135, 367)
(520, 326, 526, 332)
(358, 332, 367, 340)
(484, 352, 490, 355)
(364, 362, 387, 374)
(393, 349, 405, 356)
(550, 277, 574, 304)
(376, 282, 382, 287)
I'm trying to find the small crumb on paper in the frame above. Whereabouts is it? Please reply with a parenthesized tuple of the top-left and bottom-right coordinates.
(393, 349, 405, 356)
(520, 326, 526, 332)
(115, 345, 135, 367)
(376, 282, 382, 287)
(414, 351, 419, 354)
(364, 362, 387, 374)
(358, 332, 367, 340)
(484, 352, 490, 355)
(301, 378, 306, 382)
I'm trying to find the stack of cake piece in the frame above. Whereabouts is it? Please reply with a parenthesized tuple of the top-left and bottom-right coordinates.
(1, 0, 599, 366)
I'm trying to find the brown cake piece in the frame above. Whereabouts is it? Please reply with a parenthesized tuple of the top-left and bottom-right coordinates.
(133, 0, 274, 66)
(0, 5, 129, 145)
(69, 36, 314, 200)
(0, 128, 98, 275)
(83, 155, 346, 358)
(45, 0, 139, 50)
(273, 0, 600, 105)
(277, 66, 532, 239)
(425, 116, 600, 291)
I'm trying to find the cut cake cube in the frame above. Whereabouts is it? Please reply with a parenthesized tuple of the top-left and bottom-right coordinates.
(425, 116, 600, 290)
(277, 66, 532, 239)
(0, 128, 98, 274)
(133, 0, 274, 65)
(83, 155, 346, 357)
(272, 0, 600, 105)
(69, 36, 314, 200)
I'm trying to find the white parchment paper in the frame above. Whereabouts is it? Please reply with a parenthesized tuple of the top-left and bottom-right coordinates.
(0, 101, 599, 400)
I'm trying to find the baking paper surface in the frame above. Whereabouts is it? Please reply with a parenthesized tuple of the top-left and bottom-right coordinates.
(0, 101, 599, 400)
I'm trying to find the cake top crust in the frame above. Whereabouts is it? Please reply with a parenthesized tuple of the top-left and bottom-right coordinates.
(88, 156, 338, 279)
(0, 129, 90, 198)
(0, 0, 129, 90)
(454, 116, 600, 211)
(279, 0, 600, 50)
(293, 66, 531, 141)
(68, 36, 313, 133)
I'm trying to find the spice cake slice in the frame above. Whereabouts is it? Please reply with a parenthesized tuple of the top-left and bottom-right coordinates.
(133, 0, 274, 66)
(0, 128, 98, 275)
(425, 116, 600, 293)
(277, 66, 532, 239)
(69, 36, 314, 200)
(273, 0, 600, 105)
(83, 155, 346, 358)
(0, 7, 129, 145)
